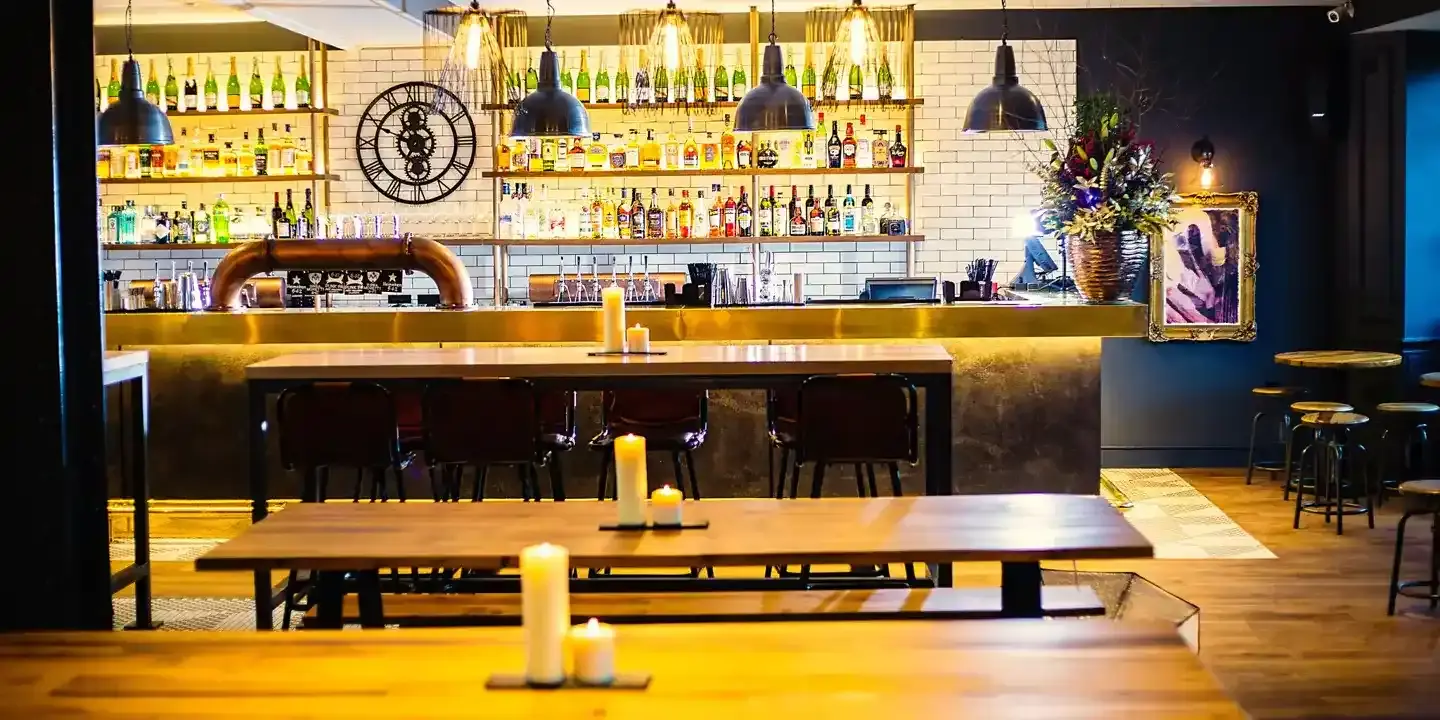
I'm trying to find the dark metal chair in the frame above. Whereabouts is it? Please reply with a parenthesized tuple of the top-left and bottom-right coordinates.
(1373, 402, 1438, 504)
(591, 389, 708, 501)
(1292, 411, 1376, 536)
(1388, 479, 1440, 615)
(1282, 400, 1354, 501)
(422, 379, 572, 502)
(1244, 386, 1307, 485)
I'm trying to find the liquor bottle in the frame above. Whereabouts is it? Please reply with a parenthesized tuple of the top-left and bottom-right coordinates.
(204, 60, 218, 110)
(708, 184, 723, 237)
(497, 182, 515, 237)
(587, 133, 606, 169)
(541, 137, 557, 172)
(807, 185, 824, 235)
(772, 185, 788, 237)
(254, 127, 269, 176)
(665, 189, 679, 238)
(213, 194, 231, 243)
(720, 116, 735, 169)
(183, 57, 199, 111)
(856, 115, 873, 167)
(801, 45, 816, 101)
(591, 189, 605, 239)
(237, 132, 257, 176)
(848, 60, 863, 101)
(693, 189, 710, 238)
(525, 54, 539, 92)
(576, 50, 591, 102)
(559, 52, 573, 96)
(226, 56, 241, 110)
(655, 61, 669, 103)
(679, 190, 695, 238)
(569, 137, 586, 171)
(595, 51, 610, 103)
(617, 188, 632, 239)
(824, 185, 840, 236)
(277, 124, 296, 174)
(693, 48, 708, 102)
(625, 129, 641, 168)
(757, 185, 773, 237)
(683, 118, 699, 169)
(271, 56, 287, 108)
(164, 58, 179, 112)
(194, 203, 211, 243)
(640, 129, 661, 170)
(248, 57, 265, 108)
(802, 128, 816, 168)
(296, 59, 311, 108)
(175, 128, 192, 177)
(736, 136, 752, 168)
(700, 132, 719, 169)
(271, 192, 289, 239)
(890, 126, 908, 168)
(577, 188, 592, 239)
(675, 62, 689, 103)
(827, 120, 842, 169)
(608, 133, 626, 169)
(736, 186, 752, 237)
(174, 201, 193, 243)
(877, 46, 893, 101)
(602, 190, 617, 238)
(630, 189, 646, 239)
(162, 138, 179, 177)
(784, 46, 798, 87)
(860, 184, 877, 235)
(841, 184, 858, 236)
(202, 134, 221, 177)
(616, 51, 630, 103)
(731, 48, 748, 97)
(758, 141, 778, 169)
(300, 189, 315, 238)
(714, 53, 728, 102)
(284, 189, 297, 236)
(789, 185, 806, 236)
(634, 49, 652, 104)
(295, 136, 313, 174)
(221, 141, 238, 177)
(873, 129, 889, 168)
(821, 50, 838, 100)
(663, 131, 681, 170)
(107, 59, 121, 106)
(842, 122, 857, 169)
(723, 188, 737, 237)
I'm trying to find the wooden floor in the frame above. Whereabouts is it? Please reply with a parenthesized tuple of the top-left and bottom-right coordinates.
(116, 470, 1439, 719)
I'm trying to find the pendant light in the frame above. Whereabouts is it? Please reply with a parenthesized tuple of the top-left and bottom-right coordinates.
(510, 0, 589, 138)
(734, 0, 816, 133)
(97, 0, 174, 148)
(962, 0, 1046, 133)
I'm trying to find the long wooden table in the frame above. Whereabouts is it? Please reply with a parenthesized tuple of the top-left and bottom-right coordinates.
(242, 343, 956, 629)
(197, 495, 1152, 627)
(0, 621, 1244, 719)
(103, 350, 155, 630)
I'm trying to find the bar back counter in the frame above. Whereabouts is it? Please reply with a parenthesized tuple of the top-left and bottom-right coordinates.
(105, 299, 1144, 501)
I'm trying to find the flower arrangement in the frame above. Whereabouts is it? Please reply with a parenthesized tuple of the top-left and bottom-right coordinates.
(1035, 94, 1180, 242)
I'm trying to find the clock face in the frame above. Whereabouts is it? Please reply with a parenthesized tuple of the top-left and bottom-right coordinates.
(355, 81, 476, 205)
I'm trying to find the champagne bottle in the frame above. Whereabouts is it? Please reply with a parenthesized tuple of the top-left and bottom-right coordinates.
(576, 50, 591, 102)
(616, 51, 630, 103)
(693, 48, 708, 102)
(848, 61, 863, 101)
(164, 58, 179, 112)
(225, 56, 241, 109)
(107, 59, 121, 106)
(144, 60, 161, 106)
(559, 52, 573, 95)
(731, 48, 748, 97)
(183, 57, 198, 111)
(714, 52, 728, 101)
(877, 46, 893, 101)
(271, 55, 287, 108)
(204, 59, 219, 110)
(801, 45, 816, 100)
(248, 56, 265, 108)
(595, 51, 610, 103)
(296, 58, 312, 108)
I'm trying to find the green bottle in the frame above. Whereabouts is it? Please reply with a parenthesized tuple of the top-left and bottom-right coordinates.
(714, 54, 728, 101)
(106, 59, 121, 106)
(576, 49, 591, 102)
(225, 56, 241, 109)
(559, 52, 573, 95)
(731, 49, 747, 97)
(784, 46, 797, 88)
(144, 59, 161, 106)
(616, 52, 631, 103)
(270, 56, 287, 108)
(821, 52, 838, 100)
(163, 58, 179, 112)
(675, 65, 689, 103)
(848, 62, 862, 101)
(204, 59, 219, 110)
(248, 56, 265, 108)
(655, 65, 669, 103)
(525, 54, 538, 92)
(877, 49, 892, 101)
(801, 50, 816, 100)
(212, 194, 232, 244)
(295, 61, 311, 108)
(693, 48, 707, 102)
(595, 51, 610, 103)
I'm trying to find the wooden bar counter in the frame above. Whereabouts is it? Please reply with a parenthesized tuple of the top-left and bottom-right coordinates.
(103, 299, 1145, 501)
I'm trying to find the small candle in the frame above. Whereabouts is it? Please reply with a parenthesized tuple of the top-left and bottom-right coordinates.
(626, 324, 650, 353)
(520, 543, 570, 686)
(568, 618, 616, 686)
(613, 434, 647, 527)
(650, 484, 683, 526)
(601, 286, 626, 352)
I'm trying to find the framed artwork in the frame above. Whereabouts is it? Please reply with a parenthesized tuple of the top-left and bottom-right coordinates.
(1148, 191, 1259, 342)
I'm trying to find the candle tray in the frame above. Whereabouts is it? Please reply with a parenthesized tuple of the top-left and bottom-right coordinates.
(586, 350, 669, 357)
(485, 673, 652, 690)
(598, 520, 710, 531)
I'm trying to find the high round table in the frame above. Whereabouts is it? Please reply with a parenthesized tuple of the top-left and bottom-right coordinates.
(1421, 372, 1440, 388)
(1274, 350, 1403, 370)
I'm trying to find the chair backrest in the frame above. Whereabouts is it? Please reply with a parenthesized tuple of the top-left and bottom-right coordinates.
(276, 382, 399, 470)
(423, 378, 539, 465)
(537, 389, 577, 439)
(602, 389, 708, 434)
(796, 374, 917, 464)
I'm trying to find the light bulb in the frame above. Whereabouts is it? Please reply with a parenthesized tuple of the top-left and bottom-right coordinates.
(1199, 165, 1214, 190)
(849, 14, 867, 66)
(663, 24, 680, 71)
(464, 16, 484, 71)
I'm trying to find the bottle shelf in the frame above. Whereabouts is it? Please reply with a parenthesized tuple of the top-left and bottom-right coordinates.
(429, 235, 924, 247)
(482, 99, 922, 112)
(483, 167, 921, 179)
(156, 107, 338, 118)
(100, 173, 338, 186)
(102, 243, 238, 250)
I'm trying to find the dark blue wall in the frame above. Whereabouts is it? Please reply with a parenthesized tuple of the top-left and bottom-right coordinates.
(1404, 34, 1440, 343)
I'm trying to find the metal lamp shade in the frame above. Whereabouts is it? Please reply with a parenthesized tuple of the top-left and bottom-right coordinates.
(734, 43, 815, 133)
(98, 59, 174, 147)
(962, 44, 1047, 133)
(509, 48, 589, 138)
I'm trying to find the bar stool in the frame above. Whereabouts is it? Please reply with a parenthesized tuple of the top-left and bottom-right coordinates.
(1388, 480, 1439, 615)
(1292, 411, 1376, 535)
(1282, 401, 1354, 501)
(422, 379, 566, 502)
(592, 389, 708, 501)
(1245, 386, 1307, 485)
(275, 381, 411, 628)
(1373, 402, 1438, 503)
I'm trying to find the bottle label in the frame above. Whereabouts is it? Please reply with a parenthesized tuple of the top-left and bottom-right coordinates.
(843, 144, 856, 161)
(647, 211, 664, 238)
(757, 212, 771, 236)
(810, 214, 824, 234)
(843, 210, 857, 234)
(297, 90, 310, 107)
(828, 145, 841, 164)
(738, 150, 751, 167)
(272, 90, 284, 107)
(255, 154, 268, 176)
(739, 210, 752, 235)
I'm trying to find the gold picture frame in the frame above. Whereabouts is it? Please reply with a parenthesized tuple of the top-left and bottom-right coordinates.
(1148, 191, 1259, 342)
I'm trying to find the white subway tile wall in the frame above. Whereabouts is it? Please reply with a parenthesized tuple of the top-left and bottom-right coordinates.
(101, 40, 1075, 305)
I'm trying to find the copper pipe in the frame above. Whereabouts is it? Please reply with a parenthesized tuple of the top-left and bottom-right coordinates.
(206, 235, 473, 311)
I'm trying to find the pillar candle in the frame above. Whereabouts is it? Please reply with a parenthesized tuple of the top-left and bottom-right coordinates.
(613, 434, 647, 526)
(520, 543, 570, 686)
(568, 618, 616, 686)
(650, 484, 683, 526)
(626, 324, 650, 353)
(601, 286, 625, 352)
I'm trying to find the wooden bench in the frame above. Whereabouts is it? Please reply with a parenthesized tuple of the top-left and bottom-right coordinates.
(302, 586, 1107, 627)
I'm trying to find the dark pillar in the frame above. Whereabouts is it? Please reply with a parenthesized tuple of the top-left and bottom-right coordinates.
(3, 0, 111, 631)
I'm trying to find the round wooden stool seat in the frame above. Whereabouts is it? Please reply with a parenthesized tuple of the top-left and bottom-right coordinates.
(1300, 411, 1369, 427)
(1253, 386, 1306, 398)
(1376, 402, 1440, 414)
(1398, 479, 1440, 497)
(1291, 401, 1354, 413)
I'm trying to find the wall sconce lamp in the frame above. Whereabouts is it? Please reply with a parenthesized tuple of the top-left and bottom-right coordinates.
(1191, 136, 1216, 190)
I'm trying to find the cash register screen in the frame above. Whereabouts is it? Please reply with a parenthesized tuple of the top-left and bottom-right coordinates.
(864, 278, 939, 301)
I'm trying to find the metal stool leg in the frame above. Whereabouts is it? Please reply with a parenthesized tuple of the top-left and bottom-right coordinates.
(789, 457, 802, 500)
(1284, 423, 1306, 501)
(1431, 514, 1439, 611)
(548, 454, 566, 502)
(1388, 512, 1414, 615)
(472, 464, 488, 502)
(865, 464, 879, 498)
(809, 462, 826, 499)
(684, 449, 701, 501)
(1293, 438, 1311, 529)
(853, 464, 867, 497)
(1245, 411, 1264, 485)
(596, 447, 613, 501)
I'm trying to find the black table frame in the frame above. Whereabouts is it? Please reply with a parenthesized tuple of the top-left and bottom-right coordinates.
(245, 367, 956, 630)
(104, 357, 156, 630)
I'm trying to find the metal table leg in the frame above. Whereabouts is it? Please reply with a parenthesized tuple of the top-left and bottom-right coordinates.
(1001, 561, 1044, 618)
(125, 373, 158, 630)
(249, 381, 273, 630)
(923, 372, 954, 588)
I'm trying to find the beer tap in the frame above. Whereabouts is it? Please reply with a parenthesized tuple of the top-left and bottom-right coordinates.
(625, 256, 637, 302)
(589, 256, 601, 302)
(555, 258, 569, 303)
